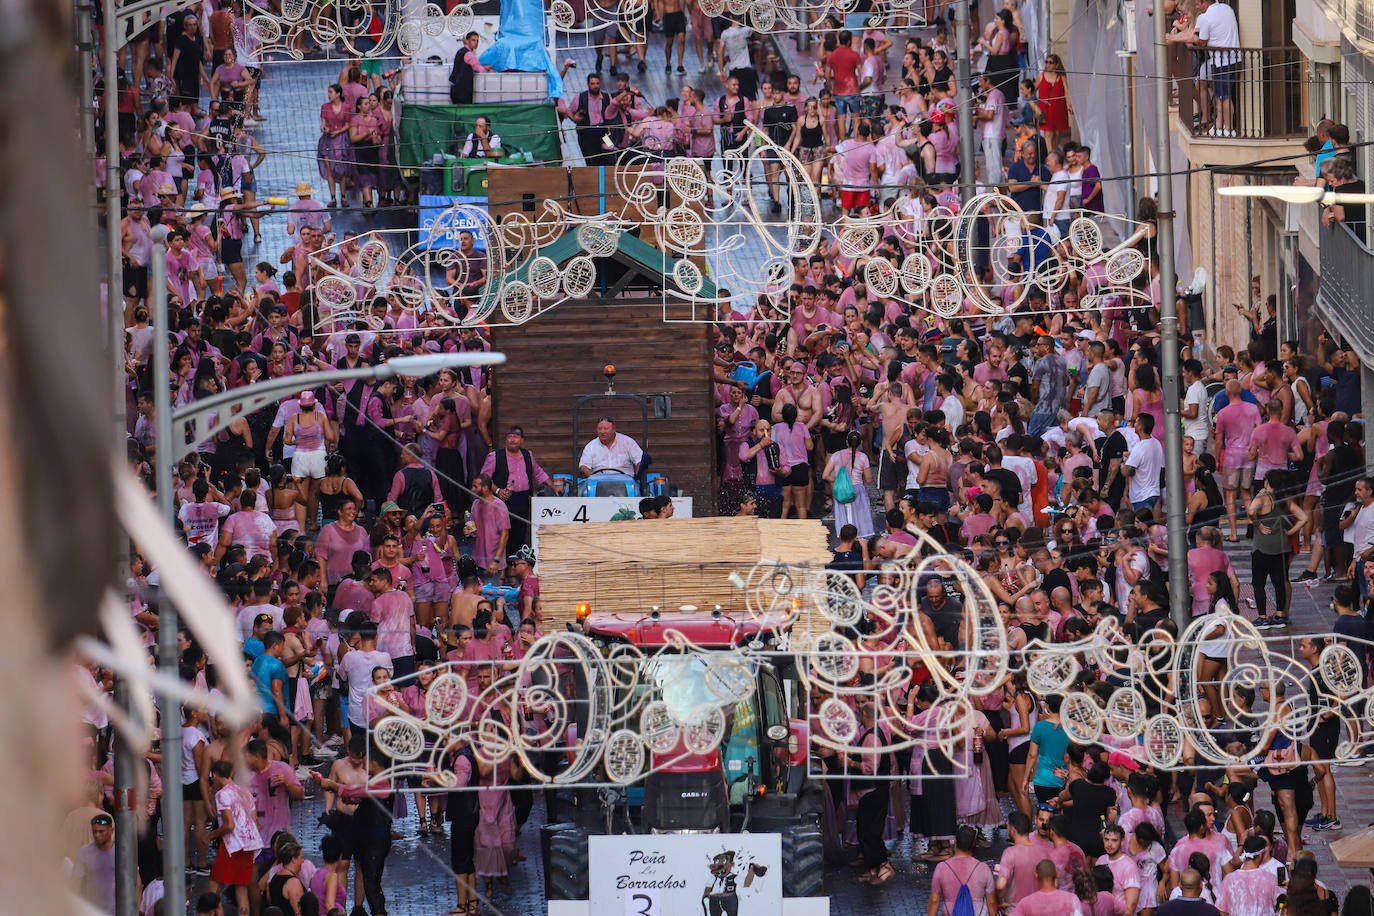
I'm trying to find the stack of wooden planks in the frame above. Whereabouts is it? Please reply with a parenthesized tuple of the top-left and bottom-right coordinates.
(538, 517, 831, 630)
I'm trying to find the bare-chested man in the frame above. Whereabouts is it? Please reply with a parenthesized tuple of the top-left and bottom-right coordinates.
(772, 360, 822, 429)
(868, 382, 915, 508)
(447, 574, 483, 637)
(318, 736, 369, 911)
(658, 0, 687, 73)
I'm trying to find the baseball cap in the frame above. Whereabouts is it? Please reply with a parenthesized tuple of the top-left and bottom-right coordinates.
(299, 390, 316, 407)
(1075, 329, 1095, 340)
(1107, 750, 1140, 771)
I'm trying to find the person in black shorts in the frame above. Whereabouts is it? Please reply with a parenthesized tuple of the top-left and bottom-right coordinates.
(758, 79, 800, 213)
(661, 0, 687, 73)
(1300, 636, 1342, 830)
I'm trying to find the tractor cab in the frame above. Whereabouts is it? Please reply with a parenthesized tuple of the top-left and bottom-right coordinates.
(580, 608, 806, 831)
(541, 607, 824, 900)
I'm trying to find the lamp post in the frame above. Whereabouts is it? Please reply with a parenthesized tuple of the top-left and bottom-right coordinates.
(102, 12, 137, 915)
(147, 232, 504, 893)
(1153, 3, 1189, 629)
(148, 225, 188, 916)
(955, 0, 976, 203)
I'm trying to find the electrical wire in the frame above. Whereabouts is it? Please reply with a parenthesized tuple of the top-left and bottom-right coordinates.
(99, 132, 1366, 225)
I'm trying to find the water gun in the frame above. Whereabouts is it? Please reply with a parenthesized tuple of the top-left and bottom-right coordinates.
(481, 583, 520, 604)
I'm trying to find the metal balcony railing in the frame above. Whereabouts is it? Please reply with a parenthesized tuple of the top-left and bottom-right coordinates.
(1317, 223, 1374, 364)
(1173, 47, 1306, 141)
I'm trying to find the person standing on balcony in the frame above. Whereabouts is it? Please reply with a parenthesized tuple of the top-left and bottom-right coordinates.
(1320, 157, 1367, 238)
(1193, 0, 1240, 136)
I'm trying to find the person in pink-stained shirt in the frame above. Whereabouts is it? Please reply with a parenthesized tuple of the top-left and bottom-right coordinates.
(1215, 837, 1280, 916)
(206, 759, 262, 908)
(788, 288, 837, 351)
(1096, 826, 1142, 915)
(1011, 859, 1082, 916)
(244, 738, 304, 848)
(179, 478, 230, 549)
(315, 500, 371, 586)
(930, 827, 998, 916)
(771, 402, 814, 519)
(1248, 399, 1301, 484)
(219, 489, 277, 564)
(469, 474, 510, 577)
(1212, 380, 1262, 540)
(461, 603, 511, 690)
(739, 418, 781, 517)
(974, 343, 1010, 387)
(164, 228, 203, 302)
(367, 566, 417, 678)
(997, 811, 1045, 912)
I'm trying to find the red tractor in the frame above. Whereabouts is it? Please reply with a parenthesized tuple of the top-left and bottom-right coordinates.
(540, 607, 825, 901)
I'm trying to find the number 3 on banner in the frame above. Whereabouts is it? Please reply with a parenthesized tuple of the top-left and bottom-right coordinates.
(625, 890, 660, 916)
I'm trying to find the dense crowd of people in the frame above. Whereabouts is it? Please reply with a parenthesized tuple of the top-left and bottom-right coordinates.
(549, 5, 1094, 219)
(70, 1, 1374, 915)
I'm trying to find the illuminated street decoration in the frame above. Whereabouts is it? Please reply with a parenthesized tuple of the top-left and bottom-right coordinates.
(309, 133, 1148, 336)
(233, 0, 978, 58)
(362, 526, 1374, 790)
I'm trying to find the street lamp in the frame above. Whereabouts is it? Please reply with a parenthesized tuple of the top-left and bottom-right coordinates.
(147, 225, 504, 905)
(166, 350, 506, 466)
(1216, 184, 1374, 206)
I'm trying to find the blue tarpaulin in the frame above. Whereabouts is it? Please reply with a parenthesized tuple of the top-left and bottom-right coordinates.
(479, 0, 563, 100)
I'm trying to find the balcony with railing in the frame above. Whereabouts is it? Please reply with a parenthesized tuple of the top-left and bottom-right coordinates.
(1316, 222, 1374, 364)
(1173, 46, 1307, 142)
(1312, 0, 1374, 45)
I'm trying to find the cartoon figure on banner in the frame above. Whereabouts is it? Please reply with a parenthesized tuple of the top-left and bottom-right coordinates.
(703, 849, 767, 916)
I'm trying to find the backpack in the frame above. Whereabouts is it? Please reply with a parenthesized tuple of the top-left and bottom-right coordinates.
(833, 462, 857, 505)
(941, 857, 981, 916)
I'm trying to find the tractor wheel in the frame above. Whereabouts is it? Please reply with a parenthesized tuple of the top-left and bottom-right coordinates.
(780, 821, 824, 897)
(542, 823, 590, 900)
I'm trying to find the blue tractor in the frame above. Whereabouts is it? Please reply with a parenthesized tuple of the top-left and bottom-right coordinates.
(566, 366, 661, 499)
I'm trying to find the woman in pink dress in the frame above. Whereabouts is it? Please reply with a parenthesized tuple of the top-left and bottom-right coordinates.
(349, 95, 384, 210)
(317, 84, 354, 208)
(717, 385, 759, 515)
(475, 701, 522, 896)
(376, 88, 402, 206)
(953, 707, 1001, 831)
(1131, 362, 1166, 441)
(314, 499, 370, 587)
